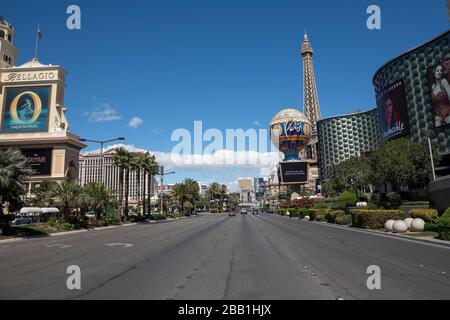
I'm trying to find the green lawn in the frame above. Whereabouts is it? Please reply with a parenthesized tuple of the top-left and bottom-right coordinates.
(404, 231, 439, 238)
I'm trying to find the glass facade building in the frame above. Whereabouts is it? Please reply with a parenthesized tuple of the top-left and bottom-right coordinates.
(317, 109, 381, 181)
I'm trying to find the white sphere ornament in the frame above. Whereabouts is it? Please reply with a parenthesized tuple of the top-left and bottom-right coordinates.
(404, 218, 414, 229)
(385, 219, 396, 231)
(410, 218, 425, 232)
(356, 202, 368, 208)
(393, 220, 408, 233)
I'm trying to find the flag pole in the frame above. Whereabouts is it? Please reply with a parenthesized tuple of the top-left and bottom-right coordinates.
(33, 24, 40, 60)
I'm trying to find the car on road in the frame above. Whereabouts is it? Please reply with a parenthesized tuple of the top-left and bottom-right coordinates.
(11, 216, 33, 226)
(228, 211, 236, 217)
(240, 208, 247, 214)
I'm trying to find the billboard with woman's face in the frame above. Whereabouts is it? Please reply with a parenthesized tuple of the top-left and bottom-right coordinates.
(428, 59, 450, 128)
(1, 86, 50, 133)
(376, 80, 410, 140)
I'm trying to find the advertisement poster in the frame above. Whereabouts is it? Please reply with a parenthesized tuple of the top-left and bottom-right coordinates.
(21, 149, 52, 176)
(278, 161, 308, 184)
(1, 86, 50, 133)
(376, 80, 410, 140)
(428, 59, 450, 128)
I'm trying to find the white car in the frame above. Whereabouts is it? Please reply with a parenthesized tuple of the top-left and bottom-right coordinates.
(11, 216, 33, 225)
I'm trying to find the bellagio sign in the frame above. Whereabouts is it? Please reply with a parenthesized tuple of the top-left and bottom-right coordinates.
(2, 71, 59, 83)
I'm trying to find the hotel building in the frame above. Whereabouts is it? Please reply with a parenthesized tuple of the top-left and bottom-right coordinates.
(317, 108, 381, 181)
(79, 149, 158, 203)
(0, 17, 85, 194)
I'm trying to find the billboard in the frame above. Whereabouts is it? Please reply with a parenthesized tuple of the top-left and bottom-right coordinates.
(376, 80, 410, 140)
(278, 161, 308, 185)
(1, 86, 51, 133)
(428, 59, 450, 128)
(21, 149, 52, 176)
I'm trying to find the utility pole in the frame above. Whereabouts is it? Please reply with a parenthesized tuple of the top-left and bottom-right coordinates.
(428, 137, 436, 181)
(80, 137, 125, 184)
(157, 166, 175, 215)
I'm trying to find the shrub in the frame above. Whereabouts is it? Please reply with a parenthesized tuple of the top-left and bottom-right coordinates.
(290, 198, 314, 208)
(435, 208, 450, 240)
(335, 215, 352, 225)
(409, 208, 438, 223)
(289, 208, 310, 218)
(366, 202, 378, 210)
(325, 210, 345, 223)
(150, 214, 167, 221)
(425, 223, 439, 232)
(310, 208, 331, 221)
(351, 209, 403, 229)
(276, 209, 287, 216)
(402, 201, 429, 206)
(337, 191, 357, 207)
(386, 192, 402, 207)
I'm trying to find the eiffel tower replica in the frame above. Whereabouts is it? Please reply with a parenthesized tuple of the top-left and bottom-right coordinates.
(301, 33, 321, 190)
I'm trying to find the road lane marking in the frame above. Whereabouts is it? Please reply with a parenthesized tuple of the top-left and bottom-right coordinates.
(46, 244, 72, 249)
(106, 243, 134, 248)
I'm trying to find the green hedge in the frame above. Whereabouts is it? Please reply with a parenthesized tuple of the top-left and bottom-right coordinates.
(309, 208, 331, 221)
(335, 215, 352, 225)
(351, 209, 403, 229)
(436, 208, 450, 240)
(409, 208, 438, 223)
(325, 210, 345, 223)
(289, 208, 310, 218)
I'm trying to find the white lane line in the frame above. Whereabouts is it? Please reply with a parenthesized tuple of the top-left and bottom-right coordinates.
(46, 244, 72, 249)
(106, 243, 134, 248)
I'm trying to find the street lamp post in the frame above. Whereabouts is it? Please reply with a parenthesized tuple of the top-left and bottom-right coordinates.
(79, 137, 125, 184)
(157, 166, 175, 215)
(427, 137, 436, 182)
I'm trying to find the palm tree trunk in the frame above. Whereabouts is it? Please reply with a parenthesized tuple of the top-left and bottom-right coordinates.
(119, 168, 124, 216)
(137, 170, 141, 217)
(125, 168, 129, 217)
(147, 174, 152, 214)
(142, 172, 147, 216)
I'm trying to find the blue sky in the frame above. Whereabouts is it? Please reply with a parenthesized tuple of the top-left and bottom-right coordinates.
(2, 0, 449, 189)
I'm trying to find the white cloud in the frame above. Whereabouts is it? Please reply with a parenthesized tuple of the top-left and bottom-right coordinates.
(83, 144, 281, 173)
(128, 117, 143, 128)
(84, 104, 122, 122)
(253, 120, 262, 127)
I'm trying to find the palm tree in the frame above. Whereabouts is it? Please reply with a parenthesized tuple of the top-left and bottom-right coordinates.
(129, 153, 143, 216)
(0, 148, 34, 206)
(82, 182, 112, 220)
(113, 148, 131, 217)
(51, 180, 81, 222)
(142, 154, 159, 215)
(207, 183, 221, 212)
(172, 178, 200, 216)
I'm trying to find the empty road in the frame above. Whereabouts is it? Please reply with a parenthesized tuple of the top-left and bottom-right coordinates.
(0, 213, 449, 300)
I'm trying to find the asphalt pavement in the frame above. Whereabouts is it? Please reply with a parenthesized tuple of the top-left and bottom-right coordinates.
(0, 213, 449, 300)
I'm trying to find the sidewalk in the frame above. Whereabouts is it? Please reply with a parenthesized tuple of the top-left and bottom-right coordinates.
(309, 220, 450, 248)
(0, 215, 199, 244)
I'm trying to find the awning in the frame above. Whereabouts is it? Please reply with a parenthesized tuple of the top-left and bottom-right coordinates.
(20, 207, 42, 214)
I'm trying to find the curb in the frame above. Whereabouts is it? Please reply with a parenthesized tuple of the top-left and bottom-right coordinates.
(0, 214, 202, 244)
(308, 220, 450, 248)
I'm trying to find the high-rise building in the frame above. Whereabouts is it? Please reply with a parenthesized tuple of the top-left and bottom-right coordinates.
(301, 33, 321, 161)
(238, 178, 255, 203)
(317, 108, 381, 182)
(79, 149, 158, 203)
